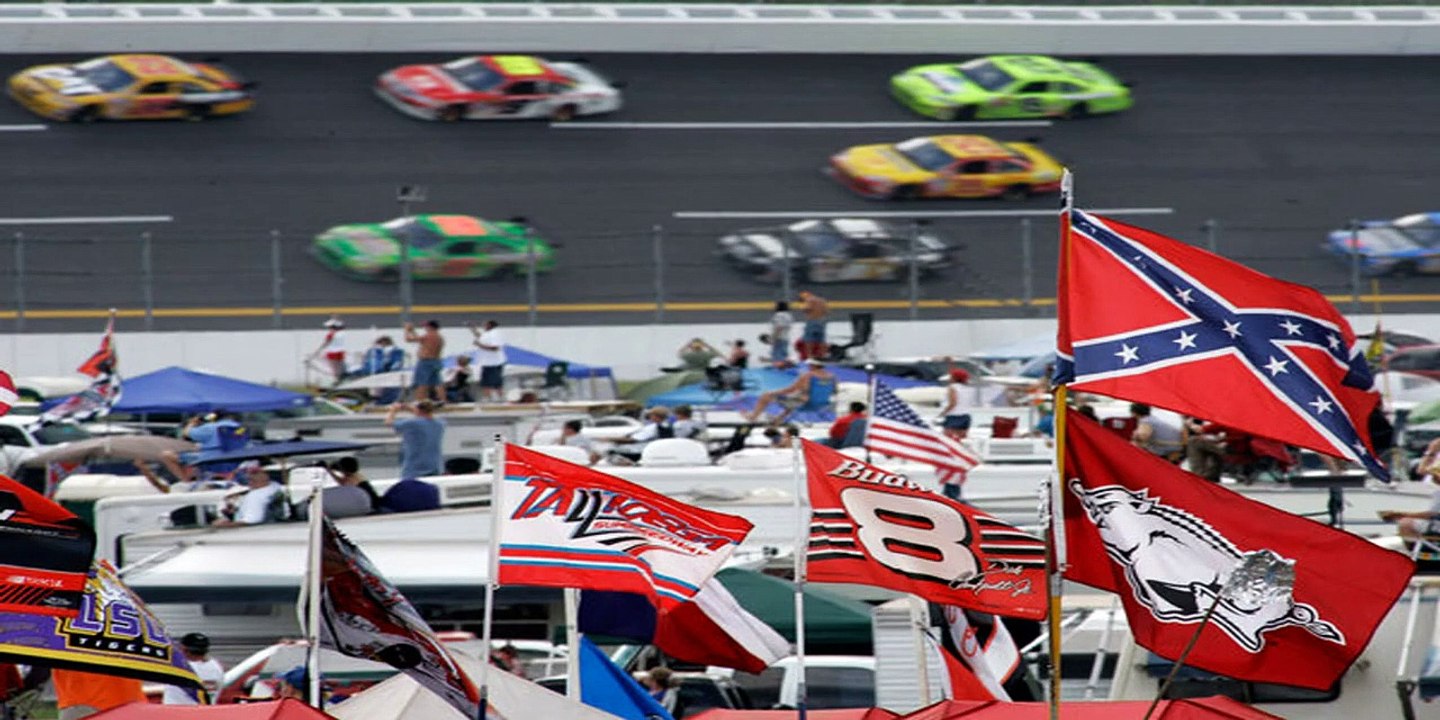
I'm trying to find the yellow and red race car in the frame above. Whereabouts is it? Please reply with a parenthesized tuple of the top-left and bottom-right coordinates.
(827, 134, 1064, 200)
(7, 54, 255, 122)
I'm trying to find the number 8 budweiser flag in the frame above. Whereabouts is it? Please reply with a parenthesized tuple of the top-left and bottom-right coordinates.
(803, 441, 1047, 620)
(498, 445, 754, 610)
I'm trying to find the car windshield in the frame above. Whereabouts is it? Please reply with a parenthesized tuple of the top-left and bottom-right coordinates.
(894, 139, 954, 172)
(1358, 228, 1422, 253)
(958, 60, 1015, 92)
(442, 58, 503, 91)
(789, 222, 847, 256)
(381, 218, 444, 250)
(74, 59, 136, 92)
(32, 423, 92, 445)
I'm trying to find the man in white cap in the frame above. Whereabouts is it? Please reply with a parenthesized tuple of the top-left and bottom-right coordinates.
(312, 315, 347, 387)
(213, 462, 283, 527)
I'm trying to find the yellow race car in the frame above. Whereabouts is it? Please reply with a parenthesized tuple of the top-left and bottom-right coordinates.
(7, 54, 255, 122)
(827, 134, 1064, 201)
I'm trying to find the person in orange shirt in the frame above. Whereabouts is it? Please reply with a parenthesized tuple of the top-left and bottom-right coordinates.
(52, 669, 146, 720)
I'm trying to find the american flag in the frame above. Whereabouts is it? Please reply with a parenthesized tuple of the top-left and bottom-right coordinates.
(865, 380, 980, 477)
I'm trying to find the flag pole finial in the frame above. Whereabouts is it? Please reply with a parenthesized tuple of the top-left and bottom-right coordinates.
(1060, 169, 1074, 211)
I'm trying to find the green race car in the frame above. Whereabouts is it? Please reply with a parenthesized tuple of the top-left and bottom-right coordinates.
(890, 55, 1133, 121)
(311, 213, 555, 281)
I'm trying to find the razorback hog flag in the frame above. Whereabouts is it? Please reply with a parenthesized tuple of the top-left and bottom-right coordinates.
(0, 474, 96, 617)
(0, 560, 204, 694)
(931, 605, 1030, 701)
(1055, 210, 1388, 479)
(308, 517, 479, 718)
(803, 441, 1046, 620)
(1063, 409, 1413, 690)
(499, 445, 754, 610)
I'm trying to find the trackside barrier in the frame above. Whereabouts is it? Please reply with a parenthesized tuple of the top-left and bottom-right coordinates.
(1, 4, 1438, 54)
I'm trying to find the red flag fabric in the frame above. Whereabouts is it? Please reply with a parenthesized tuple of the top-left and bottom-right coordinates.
(1055, 210, 1387, 479)
(0, 474, 96, 617)
(499, 445, 753, 610)
(77, 317, 116, 379)
(802, 441, 1046, 620)
(929, 634, 997, 702)
(1062, 409, 1413, 690)
(897, 697, 1283, 719)
(0, 371, 15, 417)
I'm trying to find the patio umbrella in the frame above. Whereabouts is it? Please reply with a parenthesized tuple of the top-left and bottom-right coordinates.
(23, 435, 196, 467)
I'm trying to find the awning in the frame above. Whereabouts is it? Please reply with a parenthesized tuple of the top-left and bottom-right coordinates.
(714, 568, 874, 654)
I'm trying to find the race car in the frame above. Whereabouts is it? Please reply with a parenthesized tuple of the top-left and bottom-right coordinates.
(7, 54, 254, 122)
(828, 134, 1064, 200)
(374, 55, 622, 122)
(1323, 212, 1440, 276)
(890, 55, 1132, 121)
(718, 218, 953, 283)
(311, 214, 555, 281)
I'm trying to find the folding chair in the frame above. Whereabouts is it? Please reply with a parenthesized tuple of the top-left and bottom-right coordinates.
(542, 361, 571, 401)
(825, 313, 875, 361)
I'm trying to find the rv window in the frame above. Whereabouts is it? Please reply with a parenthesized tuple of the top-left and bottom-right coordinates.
(732, 667, 784, 709)
(202, 603, 279, 617)
(807, 667, 876, 709)
(1155, 668, 1340, 704)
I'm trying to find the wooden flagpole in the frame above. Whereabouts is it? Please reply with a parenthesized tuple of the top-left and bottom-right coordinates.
(1047, 169, 1076, 720)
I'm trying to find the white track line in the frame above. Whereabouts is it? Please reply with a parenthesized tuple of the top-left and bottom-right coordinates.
(674, 208, 1174, 220)
(552, 120, 1053, 130)
(0, 124, 48, 132)
(0, 215, 174, 225)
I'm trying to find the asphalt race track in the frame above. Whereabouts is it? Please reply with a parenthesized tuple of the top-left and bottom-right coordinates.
(2, 53, 1438, 331)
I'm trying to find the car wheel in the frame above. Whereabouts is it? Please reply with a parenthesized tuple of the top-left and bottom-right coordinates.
(185, 104, 212, 122)
(438, 105, 465, 123)
(551, 104, 578, 122)
(1064, 102, 1091, 120)
(375, 268, 399, 282)
(890, 185, 922, 201)
(1001, 185, 1031, 201)
(944, 105, 976, 122)
(1394, 262, 1418, 278)
(69, 105, 101, 123)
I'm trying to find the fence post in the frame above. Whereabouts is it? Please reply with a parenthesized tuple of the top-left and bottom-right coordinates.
(140, 231, 154, 331)
(270, 230, 284, 329)
(1020, 218, 1034, 310)
(653, 224, 666, 323)
(1349, 220, 1362, 314)
(13, 232, 26, 333)
(526, 232, 539, 327)
(1203, 219, 1219, 254)
(908, 220, 921, 320)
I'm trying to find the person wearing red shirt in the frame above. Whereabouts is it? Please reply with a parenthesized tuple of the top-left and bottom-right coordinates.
(827, 402, 868, 448)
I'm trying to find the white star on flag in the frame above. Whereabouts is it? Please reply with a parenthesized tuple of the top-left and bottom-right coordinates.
(1309, 396, 1334, 415)
(1116, 344, 1139, 364)
(1264, 356, 1290, 376)
(1326, 334, 1340, 350)
(1175, 287, 1194, 304)
(1174, 331, 1198, 351)
(1223, 320, 1242, 339)
(1280, 319, 1303, 336)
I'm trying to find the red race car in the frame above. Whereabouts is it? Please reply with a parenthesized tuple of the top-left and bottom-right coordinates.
(374, 54, 622, 122)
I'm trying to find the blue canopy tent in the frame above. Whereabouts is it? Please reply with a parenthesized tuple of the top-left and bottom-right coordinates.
(969, 333, 1055, 363)
(645, 367, 933, 422)
(101, 366, 313, 414)
(449, 345, 618, 399)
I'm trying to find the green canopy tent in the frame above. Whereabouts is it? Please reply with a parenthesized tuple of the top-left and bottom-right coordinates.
(715, 568, 875, 655)
(622, 370, 706, 403)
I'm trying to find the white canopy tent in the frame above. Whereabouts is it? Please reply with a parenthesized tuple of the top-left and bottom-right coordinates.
(330, 650, 623, 720)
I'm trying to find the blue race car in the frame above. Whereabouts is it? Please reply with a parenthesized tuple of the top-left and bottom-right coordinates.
(1325, 212, 1440, 276)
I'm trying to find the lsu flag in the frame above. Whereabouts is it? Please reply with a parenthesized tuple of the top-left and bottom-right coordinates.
(499, 445, 753, 610)
(0, 474, 96, 617)
(803, 441, 1047, 620)
(0, 560, 204, 692)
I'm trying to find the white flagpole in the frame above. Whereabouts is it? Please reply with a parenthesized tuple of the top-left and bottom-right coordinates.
(908, 595, 932, 706)
(791, 441, 808, 720)
(565, 588, 582, 701)
(305, 476, 324, 709)
(480, 435, 506, 720)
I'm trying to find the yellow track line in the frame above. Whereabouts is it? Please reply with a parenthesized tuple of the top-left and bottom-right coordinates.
(1, 293, 1432, 321)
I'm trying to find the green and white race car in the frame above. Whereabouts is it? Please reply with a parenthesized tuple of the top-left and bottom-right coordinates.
(890, 55, 1133, 121)
(311, 214, 555, 281)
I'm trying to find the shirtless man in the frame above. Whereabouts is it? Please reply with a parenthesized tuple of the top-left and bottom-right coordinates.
(797, 291, 830, 361)
(405, 320, 446, 402)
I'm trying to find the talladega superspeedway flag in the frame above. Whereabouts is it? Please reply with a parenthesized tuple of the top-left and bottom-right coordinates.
(0, 560, 203, 691)
(499, 445, 754, 610)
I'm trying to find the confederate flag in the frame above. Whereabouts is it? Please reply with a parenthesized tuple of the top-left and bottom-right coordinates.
(1055, 210, 1387, 479)
(1062, 409, 1412, 690)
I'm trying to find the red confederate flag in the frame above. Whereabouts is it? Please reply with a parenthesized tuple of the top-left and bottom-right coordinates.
(1062, 409, 1412, 690)
(1055, 210, 1387, 479)
(803, 441, 1047, 620)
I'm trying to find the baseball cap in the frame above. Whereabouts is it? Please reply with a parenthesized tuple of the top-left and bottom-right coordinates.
(280, 666, 308, 690)
(181, 633, 210, 653)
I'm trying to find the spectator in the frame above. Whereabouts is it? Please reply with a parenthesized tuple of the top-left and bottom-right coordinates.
(470, 320, 508, 403)
(447, 355, 476, 403)
(743, 358, 837, 425)
(163, 633, 224, 705)
(768, 301, 794, 367)
(213, 462, 284, 527)
(1130, 403, 1184, 461)
(52, 669, 145, 720)
(275, 666, 311, 703)
(672, 405, 706, 440)
(1382, 461, 1440, 542)
(939, 368, 984, 421)
(311, 315, 348, 387)
(380, 477, 442, 513)
(404, 319, 446, 403)
(360, 335, 406, 376)
(386, 401, 446, 479)
(797, 291, 830, 360)
(827, 402, 868, 448)
(609, 407, 674, 464)
(726, 340, 750, 369)
(325, 456, 382, 512)
(1183, 417, 1228, 482)
(939, 415, 974, 501)
(677, 338, 721, 371)
(560, 420, 601, 465)
(641, 667, 684, 718)
(160, 411, 247, 483)
(492, 644, 526, 678)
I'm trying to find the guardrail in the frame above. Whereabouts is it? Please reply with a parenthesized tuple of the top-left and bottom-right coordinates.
(1, 4, 1437, 54)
